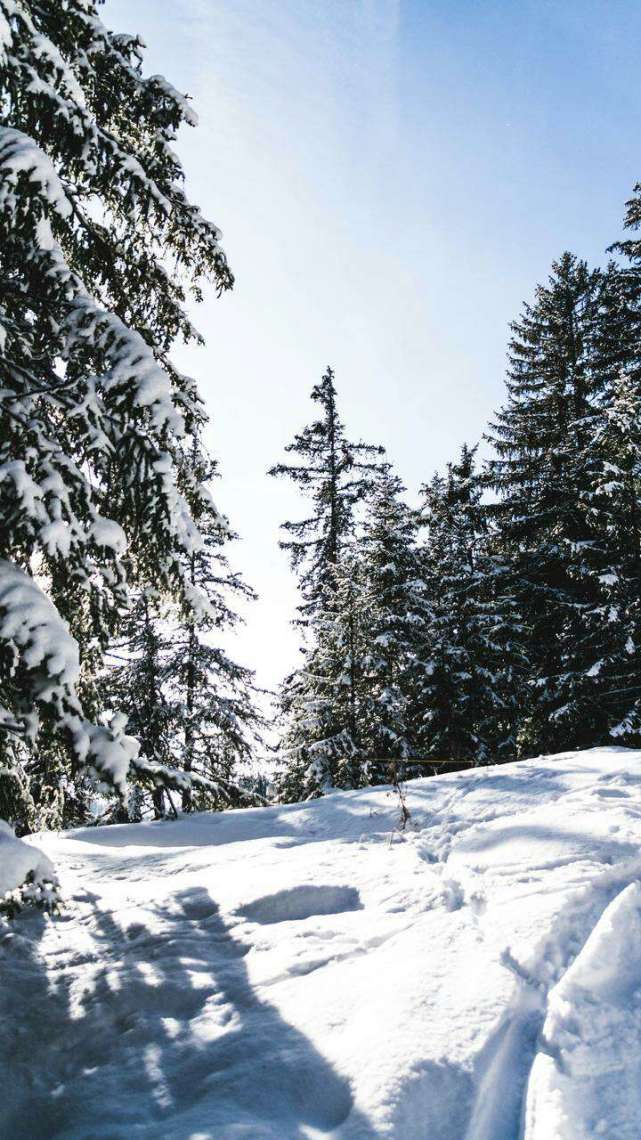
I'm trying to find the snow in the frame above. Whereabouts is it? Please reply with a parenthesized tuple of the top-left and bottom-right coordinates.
(0, 820, 54, 897)
(3, 747, 641, 1137)
(0, 563, 139, 794)
(40, 517, 73, 558)
(0, 559, 80, 693)
(90, 514, 128, 555)
(523, 881, 641, 1140)
(147, 74, 199, 126)
(0, 127, 72, 221)
(76, 717, 140, 794)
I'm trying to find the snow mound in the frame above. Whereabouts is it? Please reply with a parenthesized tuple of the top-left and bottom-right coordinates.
(523, 880, 641, 1140)
(3, 747, 641, 1138)
(0, 820, 54, 897)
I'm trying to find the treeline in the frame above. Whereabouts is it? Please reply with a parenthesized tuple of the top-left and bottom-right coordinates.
(271, 234, 641, 799)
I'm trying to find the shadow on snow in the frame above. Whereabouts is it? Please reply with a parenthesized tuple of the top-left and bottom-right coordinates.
(0, 886, 376, 1139)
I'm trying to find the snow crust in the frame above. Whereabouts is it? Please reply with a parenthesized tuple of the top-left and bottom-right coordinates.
(3, 747, 641, 1138)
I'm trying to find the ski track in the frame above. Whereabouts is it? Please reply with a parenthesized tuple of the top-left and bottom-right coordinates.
(2, 748, 641, 1138)
(463, 864, 641, 1140)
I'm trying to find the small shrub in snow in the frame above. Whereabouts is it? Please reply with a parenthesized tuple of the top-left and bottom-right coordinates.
(0, 870, 60, 920)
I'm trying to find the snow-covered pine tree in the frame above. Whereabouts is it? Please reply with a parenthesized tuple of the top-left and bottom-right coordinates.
(486, 254, 605, 754)
(611, 179, 641, 270)
(417, 445, 523, 764)
(269, 368, 385, 620)
(584, 367, 641, 740)
(358, 468, 426, 780)
(269, 367, 386, 800)
(106, 589, 178, 820)
(0, 0, 233, 827)
(274, 546, 368, 801)
(573, 257, 641, 743)
(166, 437, 264, 812)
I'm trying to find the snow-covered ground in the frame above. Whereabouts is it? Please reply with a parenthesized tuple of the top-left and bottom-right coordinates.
(3, 747, 641, 1139)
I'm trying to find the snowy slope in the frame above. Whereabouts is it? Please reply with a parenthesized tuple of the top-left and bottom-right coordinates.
(3, 748, 641, 1139)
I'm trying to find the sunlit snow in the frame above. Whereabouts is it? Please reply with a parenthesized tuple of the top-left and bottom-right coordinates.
(4, 747, 641, 1138)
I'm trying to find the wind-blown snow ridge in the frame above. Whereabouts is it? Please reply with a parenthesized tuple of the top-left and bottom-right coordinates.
(2, 747, 641, 1138)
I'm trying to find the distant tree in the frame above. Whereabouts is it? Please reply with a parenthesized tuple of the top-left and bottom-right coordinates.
(106, 436, 264, 818)
(269, 367, 385, 620)
(358, 468, 426, 778)
(274, 553, 367, 802)
(167, 438, 264, 812)
(108, 590, 177, 820)
(270, 367, 386, 799)
(415, 445, 521, 763)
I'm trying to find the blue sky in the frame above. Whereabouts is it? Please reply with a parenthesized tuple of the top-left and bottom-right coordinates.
(107, 0, 641, 692)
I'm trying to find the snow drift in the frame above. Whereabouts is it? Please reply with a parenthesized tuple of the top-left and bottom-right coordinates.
(2, 747, 641, 1138)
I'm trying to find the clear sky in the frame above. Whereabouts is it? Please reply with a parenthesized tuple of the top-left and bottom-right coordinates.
(107, 0, 641, 695)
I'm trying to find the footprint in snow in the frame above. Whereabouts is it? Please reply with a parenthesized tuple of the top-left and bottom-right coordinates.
(237, 884, 362, 925)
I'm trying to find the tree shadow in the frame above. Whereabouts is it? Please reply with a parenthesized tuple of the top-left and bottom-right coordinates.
(0, 887, 377, 1139)
(0, 908, 70, 1137)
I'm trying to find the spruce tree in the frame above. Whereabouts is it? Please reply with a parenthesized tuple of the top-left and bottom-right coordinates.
(358, 468, 426, 778)
(167, 438, 264, 812)
(275, 551, 367, 801)
(573, 258, 641, 742)
(486, 254, 605, 753)
(586, 367, 641, 738)
(417, 445, 523, 764)
(269, 368, 385, 617)
(0, 0, 234, 826)
(104, 436, 264, 818)
(270, 367, 385, 800)
(107, 590, 178, 820)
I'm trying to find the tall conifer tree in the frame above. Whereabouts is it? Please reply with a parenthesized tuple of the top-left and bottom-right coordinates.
(416, 446, 521, 763)
(358, 468, 426, 777)
(168, 438, 264, 811)
(486, 254, 604, 753)
(270, 367, 385, 799)
(108, 590, 177, 820)
(574, 257, 641, 742)
(0, 0, 235, 826)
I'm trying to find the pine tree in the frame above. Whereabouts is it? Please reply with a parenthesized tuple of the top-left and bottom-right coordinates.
(417, 445, 523, 764)
(587, 188, 641, 740)
(486, 254, 605, 753)
(358, 468, 426, 779)
(274, 555, 367, 802)
(0, 0, 234, 826)
(571, 258, 641, 742)
(584, 368, 641, 739)
(270, 367, 385, 800)
(107, 590, 178, 820)
(167, 438, 264, 812)
(103, 436, 264, 818)
(269, 368, 385, 617)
